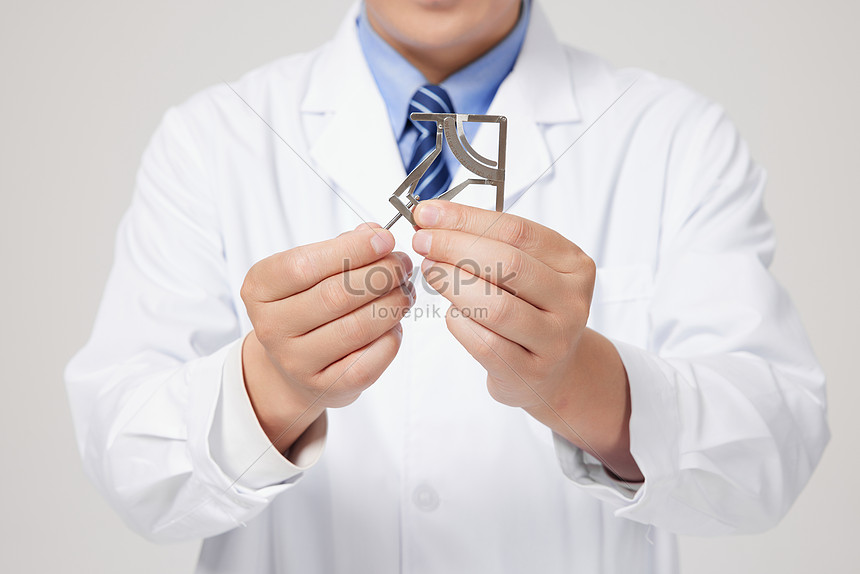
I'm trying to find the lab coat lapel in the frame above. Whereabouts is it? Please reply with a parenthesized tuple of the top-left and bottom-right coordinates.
(462, 3, 582, 209)
(303, 3, 405, 224)
(304, 1, 581, 220)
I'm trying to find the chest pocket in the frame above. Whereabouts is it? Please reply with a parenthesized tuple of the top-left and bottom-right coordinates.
(587, 264, 654, 347)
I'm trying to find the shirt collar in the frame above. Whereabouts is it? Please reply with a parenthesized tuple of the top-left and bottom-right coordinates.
(357, 0, 531, 140)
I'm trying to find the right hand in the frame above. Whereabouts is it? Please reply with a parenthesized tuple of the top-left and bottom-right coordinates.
(240, 223, 415, 452)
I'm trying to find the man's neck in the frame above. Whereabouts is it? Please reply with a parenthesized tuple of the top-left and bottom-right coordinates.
(366, 6, 521, 84)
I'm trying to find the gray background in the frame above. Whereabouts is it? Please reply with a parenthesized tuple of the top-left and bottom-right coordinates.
(1, 0, 857, 571)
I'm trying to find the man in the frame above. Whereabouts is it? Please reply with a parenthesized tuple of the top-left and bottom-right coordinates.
(66, 0, 829, 572)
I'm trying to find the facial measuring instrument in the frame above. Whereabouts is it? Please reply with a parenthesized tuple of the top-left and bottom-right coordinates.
(384, 113, 507, 229)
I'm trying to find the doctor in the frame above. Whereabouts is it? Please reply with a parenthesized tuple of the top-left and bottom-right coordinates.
(66, 0, 829, 573)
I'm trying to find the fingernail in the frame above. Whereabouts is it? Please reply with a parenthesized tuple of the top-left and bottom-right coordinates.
(421, 258, 434, 274)
(412, 230, 432, 255)
(370, 230, 395, 255)
(404, 281, 416, 305)
(395, 252, 414, 277)
(415, 203, 440, 227)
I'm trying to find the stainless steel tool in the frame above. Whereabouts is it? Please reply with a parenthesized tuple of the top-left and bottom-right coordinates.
(384, 113, 507, 229)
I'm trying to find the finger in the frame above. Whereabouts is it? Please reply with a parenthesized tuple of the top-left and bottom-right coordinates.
(444, 307, 532, 385)
(413, 200, 586, 274)
(412, 227, 560, 311)
(446, 310, 549, 408)
(297, 280, 415, 372)
(278, 251, 413, 336)
(421, 258, 552, 353)
(315, 324, 403, 407)
(243, 225, 395, 302)
(340, 221, 383, 237)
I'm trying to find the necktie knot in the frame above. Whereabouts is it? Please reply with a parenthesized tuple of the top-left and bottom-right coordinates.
(406, 85, 454, 200)
(408, 85, 454, 124)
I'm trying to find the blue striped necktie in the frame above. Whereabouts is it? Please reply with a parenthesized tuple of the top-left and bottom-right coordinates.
(407, 85, 454, 200)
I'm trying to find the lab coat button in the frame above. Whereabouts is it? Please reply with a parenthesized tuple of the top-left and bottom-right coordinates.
(412, 484, 440, 511)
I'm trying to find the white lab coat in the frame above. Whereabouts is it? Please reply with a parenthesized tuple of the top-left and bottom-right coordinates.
(65, 2, 829, 573)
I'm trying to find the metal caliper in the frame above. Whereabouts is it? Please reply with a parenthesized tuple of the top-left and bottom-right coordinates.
(384, 113, 507, 229)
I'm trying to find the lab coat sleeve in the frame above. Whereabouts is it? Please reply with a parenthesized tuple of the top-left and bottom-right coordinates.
(553, 101, 830, 535)
(210, 340, 327, 490)
(64, 107, 316, 542)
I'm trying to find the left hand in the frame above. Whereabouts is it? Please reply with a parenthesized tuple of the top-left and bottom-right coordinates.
(411, 200, 642, 481)
(411, 200, 595, 410)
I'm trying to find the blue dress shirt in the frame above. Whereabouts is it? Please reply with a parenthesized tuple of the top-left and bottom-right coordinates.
(357, 0, 531, 177)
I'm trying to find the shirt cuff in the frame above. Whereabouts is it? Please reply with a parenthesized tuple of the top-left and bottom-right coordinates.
(209, 338, 327, 491)
(552, 433, 643, 500)
(553, 338, 684, 516)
